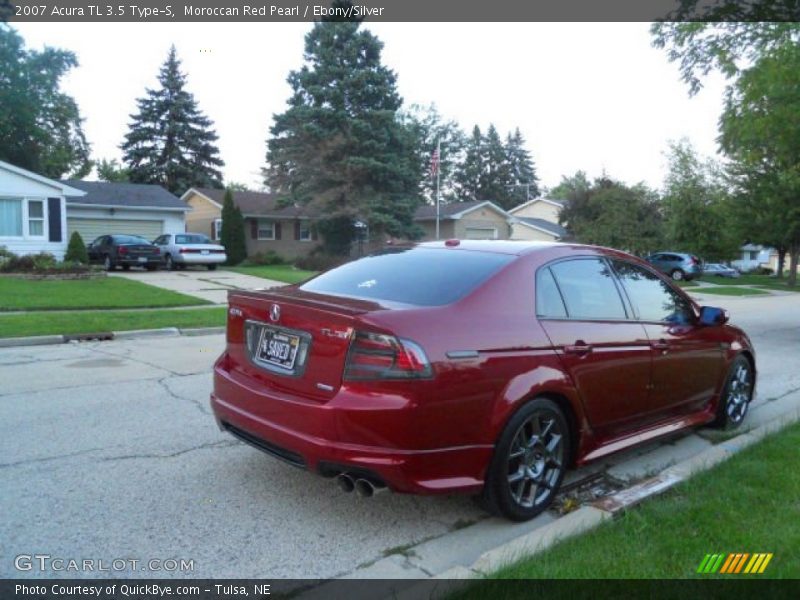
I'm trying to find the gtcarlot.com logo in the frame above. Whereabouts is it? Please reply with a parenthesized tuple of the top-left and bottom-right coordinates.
(697, 552, 773, 574)
(14, 554, 195, 573)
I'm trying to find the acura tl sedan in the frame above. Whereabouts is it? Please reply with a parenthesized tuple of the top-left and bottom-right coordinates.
(152, 233, 227, 271)
(210, 241, 755, 521)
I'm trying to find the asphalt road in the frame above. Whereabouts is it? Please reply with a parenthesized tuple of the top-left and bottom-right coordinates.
(1, 292, 798, 579)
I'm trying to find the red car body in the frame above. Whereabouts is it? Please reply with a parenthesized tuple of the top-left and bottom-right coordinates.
(211, 241, 754, 503)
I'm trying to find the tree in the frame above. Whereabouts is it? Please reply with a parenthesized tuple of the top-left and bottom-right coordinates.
(661, 140, 738, 261)
(549, 170, 591, 203)
(64, 231, 89, 264)
(0, 26, 91, 178)
(399, 103, 465, 205)
(265, 3, 422, 252)
(453, 125, 485, 201)
(505, 128, 540, 206)
(219, 189, 246, 265)
(96, 158, 130, 182)
(480, 124, 515, 209)
(121, 46, 224, 195)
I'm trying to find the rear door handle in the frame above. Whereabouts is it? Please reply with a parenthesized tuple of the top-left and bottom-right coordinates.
(651, 339, 670, 352)
(564, 342, 592, 356)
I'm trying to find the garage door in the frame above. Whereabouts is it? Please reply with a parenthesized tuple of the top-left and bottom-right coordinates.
(67, 218, 164, 243)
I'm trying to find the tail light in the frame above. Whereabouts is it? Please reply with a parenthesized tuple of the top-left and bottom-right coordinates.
(344, 331, 432, 381)
(690, 256, 699, 265)
(179, 247, 199, 254)
(153, 247, 160, 255)
(118, 246, 128, 255)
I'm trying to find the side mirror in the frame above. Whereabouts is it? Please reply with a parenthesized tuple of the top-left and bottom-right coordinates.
(699, 306, 729, 326)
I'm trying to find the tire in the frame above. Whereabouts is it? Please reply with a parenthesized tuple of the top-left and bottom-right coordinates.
(671, 269, 685, 281)
(480, 398, 570, 521)
(165, 254, 174, 271)
(177, 263, 187, 271)
(122, 265, 131, 271)
(712, 355, 754, 430)
(207, 264, 217, 271)
(103, 255, 115, 271)
(145, 265, 158, 271)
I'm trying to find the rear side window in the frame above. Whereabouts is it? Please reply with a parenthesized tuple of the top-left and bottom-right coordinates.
(176, 234, 211, 244)
(612, 260, 693, 324)
(549, 258, 627, 320)
(113, 235, 150, 244)
(300, 248, 514, 307)
(536, 267, 567, 318)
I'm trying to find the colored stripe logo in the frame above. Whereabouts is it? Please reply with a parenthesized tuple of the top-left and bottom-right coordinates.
(697, 553, 773, 574)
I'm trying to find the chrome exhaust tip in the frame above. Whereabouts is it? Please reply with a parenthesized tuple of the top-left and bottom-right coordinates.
(336, 473, 355, 493)
(354, 478, 387, 498)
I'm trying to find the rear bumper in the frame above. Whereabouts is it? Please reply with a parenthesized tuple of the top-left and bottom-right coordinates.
(210, 361, 491, 495)
(173, 253, 226, 264)
(117, 256, 160, 266)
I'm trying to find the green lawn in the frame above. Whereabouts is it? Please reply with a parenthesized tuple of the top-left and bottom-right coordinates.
(700, 274, 799, 290)
(226, 265, 318, 284)
(459, 420, 800, 583)
(694, 286, 770, 296)
(0, 277, 208, 311)
(0, 307, 226, 338)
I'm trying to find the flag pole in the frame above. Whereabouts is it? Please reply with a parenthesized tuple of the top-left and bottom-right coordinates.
(435, 139, 441, 240)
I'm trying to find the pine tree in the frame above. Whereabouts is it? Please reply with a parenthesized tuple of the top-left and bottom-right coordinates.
(454, 126, 485, 201)
(220, 189, 247, 265)
(481, 124, 514, 208)
(64, 231, 89, 264)
(265, 2, 422, 251)
(121, 46, 223, 194)
(505, 128, 539, 206)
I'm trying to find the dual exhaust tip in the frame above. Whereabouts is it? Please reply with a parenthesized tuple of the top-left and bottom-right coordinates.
(336, 473, 387, 498)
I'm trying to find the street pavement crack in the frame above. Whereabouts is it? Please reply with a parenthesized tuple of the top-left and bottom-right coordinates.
(101, 439, 240, 462)
(0, 446, 106, 469)
(157, 376, 210, 415)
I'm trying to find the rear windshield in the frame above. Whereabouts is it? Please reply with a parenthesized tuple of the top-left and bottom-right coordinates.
(300, 248, 515, 306)
(113, 235, 150, 244)
(176, 234, 211, 244)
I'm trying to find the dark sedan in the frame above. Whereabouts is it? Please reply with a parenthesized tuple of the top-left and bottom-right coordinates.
(87, 234, 161, 271)
(211, 241, 755, 521)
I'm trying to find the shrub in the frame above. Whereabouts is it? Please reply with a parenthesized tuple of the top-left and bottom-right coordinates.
(31, 252, 57, 270)
(244, 251, 285, 266)
(64, 231, 89, 264)
(754, 266, 774, 276)
(294, 253, 349, 272)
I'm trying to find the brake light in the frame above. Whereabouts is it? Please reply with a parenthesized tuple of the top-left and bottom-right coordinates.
(118, 246, 128, 255)
(153, 247, 160, 255)
(179, 247, 199, 254)
(344, 331, 432, 381)
(690, 256, 699, 265)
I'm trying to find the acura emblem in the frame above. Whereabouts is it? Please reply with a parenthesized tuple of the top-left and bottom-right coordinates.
(269, 303, 281, 323)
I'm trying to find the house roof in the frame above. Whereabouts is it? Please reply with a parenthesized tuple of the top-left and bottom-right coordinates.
(414, 200, 511, 221)
(514, 217, 568, 239)
(187, 188, 314, 218)
(0, 160, 85, 196)
(63, 180, 188, 212)
(509, 197, 565, 215)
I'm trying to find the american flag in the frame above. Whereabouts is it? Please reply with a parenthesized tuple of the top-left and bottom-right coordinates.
(430, 144, 440, 178)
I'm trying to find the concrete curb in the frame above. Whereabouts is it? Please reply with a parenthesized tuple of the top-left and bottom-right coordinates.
(179, 326, 226, 336)
(112, 327, 180, 340)
(0, 326, 226, 348)
(0, 334, 64, 348)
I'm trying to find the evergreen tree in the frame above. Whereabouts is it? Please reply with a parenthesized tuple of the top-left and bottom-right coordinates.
(96, 158, 130, 182)
(481, 124, 514, 209)
(64, 231, 89, 264)
(0, 26, 91, 178)
(505, 128, 540, 206)
(121, 46, 224, 194)
(454, 126, 485, 201)
(219, 189, 247, 265)
(265, 4, 423, 251)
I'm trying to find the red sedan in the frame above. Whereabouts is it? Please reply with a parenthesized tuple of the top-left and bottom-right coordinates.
(210, 241, 755, 521)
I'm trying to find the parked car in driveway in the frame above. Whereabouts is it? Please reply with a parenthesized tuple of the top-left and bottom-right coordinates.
(703, 263, 741, 279)
(87, 234, 161, 271)
(211, 241, 755, 521)
(152, 233, 227, 271)
(645, 251, 702, 281)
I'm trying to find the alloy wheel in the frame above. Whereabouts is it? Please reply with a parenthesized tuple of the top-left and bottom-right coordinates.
(506, 410, 565, 509)
(726, 362, 752, 424)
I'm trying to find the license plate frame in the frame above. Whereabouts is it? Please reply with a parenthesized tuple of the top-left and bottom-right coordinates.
(255, 327, 301, 371)
(137, 256, 148, 263)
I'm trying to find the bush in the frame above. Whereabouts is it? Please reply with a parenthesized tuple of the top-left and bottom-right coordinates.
(754, 267, 774, 276)
(0, 250, 91, 274)
(294, 253, 349, 272)
(64, 231, 89, 264)
(243, 251, 285, 266)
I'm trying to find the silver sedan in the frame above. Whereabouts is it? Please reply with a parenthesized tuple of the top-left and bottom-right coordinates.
(153, 233, 227, 271)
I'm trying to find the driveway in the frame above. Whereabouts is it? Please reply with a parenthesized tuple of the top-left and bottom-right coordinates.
(109, 269, 283, 304)
(1, 293, 798, 581)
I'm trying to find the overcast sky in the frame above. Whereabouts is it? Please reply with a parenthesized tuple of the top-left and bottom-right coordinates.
(13, 22, 727, 192)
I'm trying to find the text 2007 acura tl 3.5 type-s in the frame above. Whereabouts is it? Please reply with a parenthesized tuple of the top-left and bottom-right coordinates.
(210, 241, 755, 521)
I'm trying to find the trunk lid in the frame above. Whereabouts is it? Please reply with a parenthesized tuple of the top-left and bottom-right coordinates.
(226, 288, 385, 400)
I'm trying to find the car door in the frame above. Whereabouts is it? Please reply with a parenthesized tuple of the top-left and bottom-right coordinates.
(87, 236, 106, 261)
(536, 257, 653, 441)
(610, 259, 725, 421)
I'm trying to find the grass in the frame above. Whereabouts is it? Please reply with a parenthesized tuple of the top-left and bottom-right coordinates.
(693, 286, 770, 296)
(226, 264, 318, 284)
(701, 274, 800, 290)
(0, 277, 208, 311)
(0, 307, 226, 338)
(457, 420, 800, 584)
(676, 280, 698, 288)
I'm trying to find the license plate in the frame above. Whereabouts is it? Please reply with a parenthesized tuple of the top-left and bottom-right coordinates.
(137, 257, 147, 263)
(201, 250, 209, 255)
(256, 328, 301, 370)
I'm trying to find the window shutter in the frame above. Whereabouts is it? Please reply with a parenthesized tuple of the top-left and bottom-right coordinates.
(311, 223, 318, 241)
(211, 222, 216, 240)
(294, 220, 300, 240)
(47, 198, 62, 242)
(251, 219, 258, 239)
(275, 221, 282, 240)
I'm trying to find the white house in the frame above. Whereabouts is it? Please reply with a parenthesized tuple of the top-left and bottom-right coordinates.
(0, 160, 86, 260)
(732, 243, 773, 272)
(508, 198, 568, 242)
